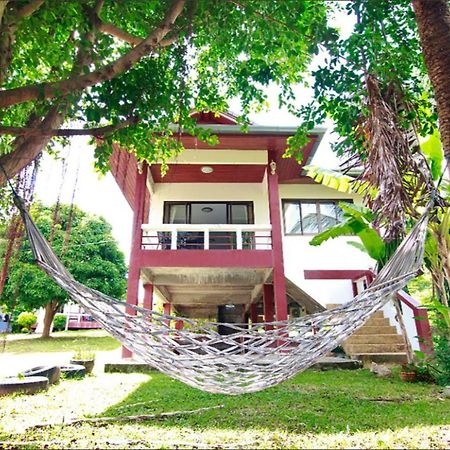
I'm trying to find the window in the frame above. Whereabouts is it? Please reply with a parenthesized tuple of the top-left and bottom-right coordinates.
(163, 202, 254, 250)
(164, 202, 254, 225)
(282, 200, 349, 235)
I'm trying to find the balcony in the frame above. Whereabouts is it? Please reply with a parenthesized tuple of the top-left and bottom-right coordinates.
(136, 224, 274, 270)
(141, 224, 272, 250)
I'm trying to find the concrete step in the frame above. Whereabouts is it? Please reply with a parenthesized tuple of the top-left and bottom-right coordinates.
(354, 325, 398, 335)
(346, 334, 404, 345)
(364, 317, 391, 327)
(352, 353, 408, 366)
(345, 343, 406, 354)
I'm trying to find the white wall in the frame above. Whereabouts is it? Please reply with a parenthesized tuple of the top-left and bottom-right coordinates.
(147, 180, 375, 308)
(148, 181, 270, 225)
(279, 183, 375, 306)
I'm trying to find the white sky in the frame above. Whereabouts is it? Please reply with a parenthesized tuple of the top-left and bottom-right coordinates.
(34, 7, 355, 261)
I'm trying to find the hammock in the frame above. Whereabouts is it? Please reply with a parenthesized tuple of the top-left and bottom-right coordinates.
(14, 195, 430, 395)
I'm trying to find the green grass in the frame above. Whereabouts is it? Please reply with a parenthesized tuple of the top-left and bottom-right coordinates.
(1, 329, 120, 354)
(0, 369, 449, 449)
(0, 330, 448, 448)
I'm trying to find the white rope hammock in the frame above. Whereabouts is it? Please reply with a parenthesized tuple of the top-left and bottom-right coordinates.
(16, 196, 430, 394)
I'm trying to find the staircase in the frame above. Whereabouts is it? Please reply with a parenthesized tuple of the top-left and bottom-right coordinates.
(329, 305, 408, 365)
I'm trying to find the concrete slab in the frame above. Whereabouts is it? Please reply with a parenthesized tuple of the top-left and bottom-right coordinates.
(104, 356, 363, 374)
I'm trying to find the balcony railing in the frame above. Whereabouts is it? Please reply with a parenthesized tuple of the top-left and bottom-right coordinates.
(141, 224, 272, 250)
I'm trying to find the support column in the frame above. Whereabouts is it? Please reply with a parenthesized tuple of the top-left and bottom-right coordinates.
(143, 283, 153, 310)
(263, 284, 275, 330)
(267, 151, 288, 322)
(122, 163, 149, 359)
(163, 303, 171, 328)
(250, 303, 259, 324)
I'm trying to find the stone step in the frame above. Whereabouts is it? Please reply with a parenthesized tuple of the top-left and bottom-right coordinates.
(352, 353, 408, 366)
(345, 343, 406, 354)
(345, 334, 404, 345)
(364, 317, 391, 327)
(354, 325, 398, 335)
(326, 306, 385, 320)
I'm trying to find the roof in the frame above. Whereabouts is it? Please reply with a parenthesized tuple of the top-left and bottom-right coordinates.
(110, 118, 326, 211)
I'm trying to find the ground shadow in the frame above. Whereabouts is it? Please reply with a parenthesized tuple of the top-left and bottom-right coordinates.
(100, 369, 450, 434)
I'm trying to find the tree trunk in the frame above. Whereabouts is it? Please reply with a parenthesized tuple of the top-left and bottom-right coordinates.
(41, 300, 59, 338)
(413, 0, 450, 160)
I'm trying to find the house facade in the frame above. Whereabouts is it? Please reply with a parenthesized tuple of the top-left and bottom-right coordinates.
(110, 112, 433, 364)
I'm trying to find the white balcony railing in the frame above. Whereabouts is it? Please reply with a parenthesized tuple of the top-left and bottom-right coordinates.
(141, 224, 272, 250)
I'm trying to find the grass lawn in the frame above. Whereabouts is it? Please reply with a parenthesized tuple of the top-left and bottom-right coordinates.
(0, 368, 449, 449)
(1, 329, 120, 354)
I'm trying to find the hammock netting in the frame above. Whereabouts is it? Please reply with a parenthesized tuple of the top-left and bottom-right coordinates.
(16, 196, 430, 394)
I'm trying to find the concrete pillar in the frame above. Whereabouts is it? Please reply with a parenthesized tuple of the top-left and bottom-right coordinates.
(250, 303, 259, 324)
(143, 283, 153, 310)
(267, 150, 288, 321)
(263, 284, 275, 331)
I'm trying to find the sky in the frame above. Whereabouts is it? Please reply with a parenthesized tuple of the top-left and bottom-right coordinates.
(34, 7, 355, 261)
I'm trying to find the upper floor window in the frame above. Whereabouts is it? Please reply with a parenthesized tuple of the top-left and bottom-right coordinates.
(164, 202, 254, 225)
(282, 200, 350, 235)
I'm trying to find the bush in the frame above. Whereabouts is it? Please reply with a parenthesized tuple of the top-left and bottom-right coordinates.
(16, 311, 37, 330)
(53, 313, 67, 331)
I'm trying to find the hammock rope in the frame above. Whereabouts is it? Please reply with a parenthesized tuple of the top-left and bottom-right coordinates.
(13, 192, 431, 394)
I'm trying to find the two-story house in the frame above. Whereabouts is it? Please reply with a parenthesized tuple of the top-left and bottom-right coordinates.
(110, 112, 433, 364)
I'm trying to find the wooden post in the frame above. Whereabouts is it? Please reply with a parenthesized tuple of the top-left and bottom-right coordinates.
(267, 151, 288, 321)
(122, 163, 149, 359)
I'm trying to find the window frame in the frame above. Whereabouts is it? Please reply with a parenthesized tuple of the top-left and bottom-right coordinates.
(281, 199, 353, 236)
(163, 201, 255, 225)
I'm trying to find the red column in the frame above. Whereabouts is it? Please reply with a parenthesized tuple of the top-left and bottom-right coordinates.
(250, 303, 259, 324)
(122, 163, 149, 359)
(263, 284, 275, 330)
(143, 283, 153, 310)
(267, 151, 288, 321)
(163, 303, 171, 328)
(175, 319, 184, 330)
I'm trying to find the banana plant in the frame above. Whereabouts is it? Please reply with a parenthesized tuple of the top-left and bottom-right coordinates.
(309, 202, 386, 263)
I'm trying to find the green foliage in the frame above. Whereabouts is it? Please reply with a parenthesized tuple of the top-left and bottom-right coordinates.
(290, 0, 437, 159)
(419, 130, 444, 181)
(309, 201, 386, 262)
(1, 0, 331, 171)
(16, 311, 37, 329)
(0, 202, 127, 315)
(53, 313, 67, 332)
(72, 349, 95, 361)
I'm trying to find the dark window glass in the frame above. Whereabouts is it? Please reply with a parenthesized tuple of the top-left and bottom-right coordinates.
(282, 200, 350, 235)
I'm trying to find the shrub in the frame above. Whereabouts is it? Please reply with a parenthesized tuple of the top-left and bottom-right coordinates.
(53, 313, 67, 331)
(16, 311, 37, 330)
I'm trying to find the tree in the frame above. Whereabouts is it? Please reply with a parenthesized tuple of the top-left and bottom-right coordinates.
(412, 0, 450, 162)
(0, 0, 330, 183)
(0, 201, 127, 337)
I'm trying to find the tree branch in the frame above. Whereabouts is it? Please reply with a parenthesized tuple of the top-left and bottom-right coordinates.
(0, 116, 139, 137)
(0, 1, 8, 25)
(97, 20, 143, 46)
(0, 0, 185, 109)
(0, 0, 45, 85)
(15, 0, 44, 19)
(26, 405, 224, 430)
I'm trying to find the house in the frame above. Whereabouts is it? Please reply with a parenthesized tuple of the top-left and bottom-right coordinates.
(110, 112, 433, 364)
